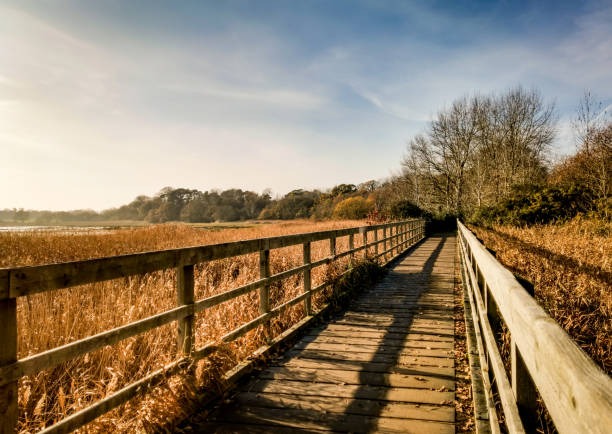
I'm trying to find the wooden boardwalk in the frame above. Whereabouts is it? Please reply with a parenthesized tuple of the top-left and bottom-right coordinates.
(202, 235, 457, 433)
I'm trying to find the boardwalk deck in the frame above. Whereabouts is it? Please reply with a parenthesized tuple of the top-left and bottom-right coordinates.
(201, 234, 457, 433)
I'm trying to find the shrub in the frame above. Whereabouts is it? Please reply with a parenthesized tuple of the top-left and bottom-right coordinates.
(388, 200, 424, 219)
(470, 184, 591, 226)
(332, 197, 374, 219)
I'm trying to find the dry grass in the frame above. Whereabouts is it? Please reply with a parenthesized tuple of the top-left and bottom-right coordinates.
(0, 219, 379, 432)
(469, 217, 612, 375)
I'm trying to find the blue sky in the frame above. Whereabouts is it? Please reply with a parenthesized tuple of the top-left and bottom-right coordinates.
(1, 0, 611, 210)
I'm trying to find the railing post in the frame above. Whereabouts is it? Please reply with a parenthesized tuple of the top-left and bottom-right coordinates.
(348, 234, 355, 267)
(259, 248, 271, 341)
(0, 297, 17, 434)
(329, 235, 336, 258)
(177, 264, 195, 356)
(511, 337, 539, 430)
(393, 224, 397, 255)
(383, 226, 388, 262)
(373, 228, 379, 258)
(363, 229, 368, 259)
(302, 242, 312, 315)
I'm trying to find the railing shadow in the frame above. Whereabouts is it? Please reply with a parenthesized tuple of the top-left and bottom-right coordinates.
(199, 235, 453, 432)
(488, 229, 612, 285)
(337, 234, 449, 432)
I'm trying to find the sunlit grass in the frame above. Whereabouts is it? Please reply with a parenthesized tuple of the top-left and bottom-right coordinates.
(1, 219, 375, 432)
(470, 217, 611, 374)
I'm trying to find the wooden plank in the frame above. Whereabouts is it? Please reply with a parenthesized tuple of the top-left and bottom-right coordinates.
(199, 422, 330, 433)
(258, 366, 455, 390)
(177, 264, 194, 355)
(299, 334, 453, 349)
(259, 249, 271, 340)
(246, 378, 454, 405)
(303, 242, 311, 315)
(0, 269, 8, 299)
(287, 349, 454, 368)
(310, 326, 455, 341)
(0, 298, 17, 434)
(292, 341, 452, 358)
(322, 322, 454, 333)
(211, 405, 454, 433)
(459, 221, 612, 433)
(272, 356, 455, 379)
(233, 392, 455, 422)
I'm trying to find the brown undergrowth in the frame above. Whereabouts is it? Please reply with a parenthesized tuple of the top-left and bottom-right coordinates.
(469, 217, 611, 375)
(0, 220, 380, 432)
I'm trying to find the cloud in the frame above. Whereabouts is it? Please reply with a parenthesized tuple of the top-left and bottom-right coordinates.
(1, 1, 611, 210)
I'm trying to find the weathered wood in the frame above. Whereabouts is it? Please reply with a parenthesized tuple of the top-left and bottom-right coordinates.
(211, 403, 454, 433)
(202, 235, 455, 433)
(273, 356, 455, 378)
(511, 337, 539, 430)
(39, 357, 189, 434)
(292, 341, 451, 358)
(259, 249, 271, 341)
(0, 304, 192, 385)
(0, 270, 8, 300)
(247, 378, 454, 404)
(303, 242, 312, 315)
(2, 219, 425, 434)
(459, 221, 612, 434)
(300, 334, 453, 349)
(0, 298, 17, 434)
(373, 228, 379, 257)
(348, 233, 355, 267)
(460, 250, 494, 434)
(460, 238, 501, 434)
(4, 221, 421, 299)
(234, 392, 455, 422)
(259, 366, 455, 390)
(460, 234, 524, 433)
(177, 265, 194, 355)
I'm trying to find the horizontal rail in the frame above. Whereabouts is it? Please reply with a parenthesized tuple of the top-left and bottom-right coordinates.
(0, 305, 192, 386)
(457, 220, 612, 434)
(1, 222, 412, 299)
(459, 234, 523, 433)
(1, 219, 425, 433)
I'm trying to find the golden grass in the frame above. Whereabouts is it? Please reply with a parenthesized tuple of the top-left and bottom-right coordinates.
(469, 217, 612, 375)
(1, 219, 377, 432)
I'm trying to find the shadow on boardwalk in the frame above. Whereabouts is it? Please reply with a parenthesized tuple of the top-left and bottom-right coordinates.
(192, 234, 457, 433)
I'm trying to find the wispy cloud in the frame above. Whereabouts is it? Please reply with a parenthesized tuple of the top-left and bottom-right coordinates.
(1, 1, 610, 210)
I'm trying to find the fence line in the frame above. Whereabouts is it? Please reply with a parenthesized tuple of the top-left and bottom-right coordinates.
(0, 219, 425, 433)
(458, 220, 612, 434)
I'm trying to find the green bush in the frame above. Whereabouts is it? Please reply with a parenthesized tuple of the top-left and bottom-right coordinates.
(470, 184, 591, 226)
(388, 200, 424, 219)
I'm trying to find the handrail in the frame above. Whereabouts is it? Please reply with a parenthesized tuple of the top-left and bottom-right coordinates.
(457, 220, 612, 434)
(0, 219, 425, 433)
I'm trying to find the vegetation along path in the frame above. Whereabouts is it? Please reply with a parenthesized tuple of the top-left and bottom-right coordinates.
(199, 235, 457, 433)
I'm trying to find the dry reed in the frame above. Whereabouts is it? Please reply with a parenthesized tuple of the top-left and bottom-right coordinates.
(0, 219, 381, 432)
(469, 217, 611, 375)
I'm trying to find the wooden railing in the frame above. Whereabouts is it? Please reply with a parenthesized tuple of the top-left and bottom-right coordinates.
(458, 220, 612, 434)
(0, 219, 425, 433)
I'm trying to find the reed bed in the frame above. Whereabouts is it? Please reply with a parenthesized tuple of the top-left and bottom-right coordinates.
(0, 219, 380, 432)
(469, 217, 611, 375)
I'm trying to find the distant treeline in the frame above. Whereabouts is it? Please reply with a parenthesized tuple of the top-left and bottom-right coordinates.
(5, 87, 609, 227)
(2, 181, 425, 224)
